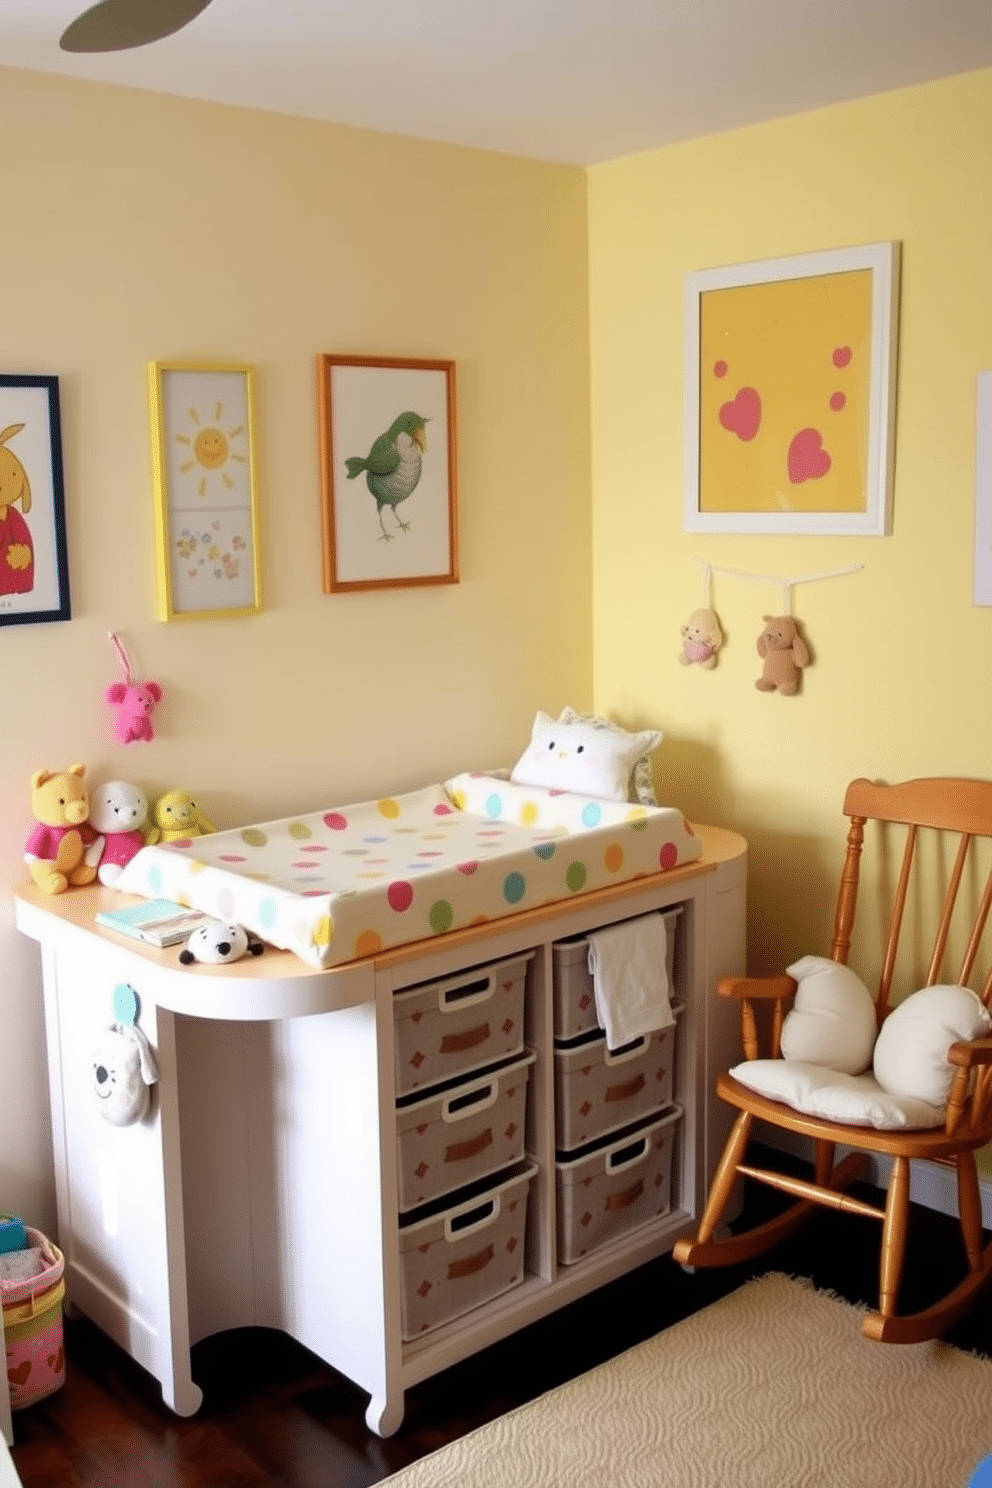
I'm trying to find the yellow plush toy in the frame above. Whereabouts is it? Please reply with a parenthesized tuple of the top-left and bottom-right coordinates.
(151, 789, 216, 844)
(678, 607, 723, 669)
(24, 764, 105, 894)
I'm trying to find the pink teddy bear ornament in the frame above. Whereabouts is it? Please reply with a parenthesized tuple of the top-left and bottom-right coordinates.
(679, 607, 723, 669)
(106, 632, 162, 744)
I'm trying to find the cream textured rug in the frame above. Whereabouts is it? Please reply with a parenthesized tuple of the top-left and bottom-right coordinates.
(382, 1274, 992, 1487)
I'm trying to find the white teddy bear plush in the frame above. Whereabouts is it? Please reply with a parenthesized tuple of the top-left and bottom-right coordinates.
(89, 780, 153, 886)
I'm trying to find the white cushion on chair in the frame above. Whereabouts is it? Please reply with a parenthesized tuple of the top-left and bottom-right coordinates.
(728, 1059, 946, 1130)
(872, 984, 992, 1108)
(779, 956, 877, 1075)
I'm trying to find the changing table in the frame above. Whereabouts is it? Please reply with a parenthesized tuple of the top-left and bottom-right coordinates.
(15, 819, 745, 1436)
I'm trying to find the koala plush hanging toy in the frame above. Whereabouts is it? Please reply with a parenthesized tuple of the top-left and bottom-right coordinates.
(91, 985, 159, 1127)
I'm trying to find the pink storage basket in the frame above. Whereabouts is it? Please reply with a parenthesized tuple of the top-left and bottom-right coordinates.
(2, 1227, 66, 1409)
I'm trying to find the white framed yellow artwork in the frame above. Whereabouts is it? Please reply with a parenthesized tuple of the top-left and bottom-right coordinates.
(148, 361, 262, 620)
(683, 242, 900, 535)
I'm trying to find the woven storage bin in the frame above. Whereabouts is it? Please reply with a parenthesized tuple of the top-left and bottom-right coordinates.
(2, 1228, 66, 1409)
(556, 1108, 680, 1265)
(399, 1163, 536, 1340)
(394, 953, 532, 1096)
(553, 1011, 680, 1151)
(396, 1051, 536, 1212)
(551, 907, 681, 1042)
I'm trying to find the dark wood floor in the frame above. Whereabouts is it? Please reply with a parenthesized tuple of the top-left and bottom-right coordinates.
(9, 1153, 992, 1488)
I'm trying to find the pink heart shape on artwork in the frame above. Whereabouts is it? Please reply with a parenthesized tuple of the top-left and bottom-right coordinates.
(788, 428, 832, 483)
(719, 386, 761, 442)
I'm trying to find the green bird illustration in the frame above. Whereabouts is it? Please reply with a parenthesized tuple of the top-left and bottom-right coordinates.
(345, 411, 429, 540)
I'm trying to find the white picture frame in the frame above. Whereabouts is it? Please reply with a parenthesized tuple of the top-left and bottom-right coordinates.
(683, 241, 900, 535)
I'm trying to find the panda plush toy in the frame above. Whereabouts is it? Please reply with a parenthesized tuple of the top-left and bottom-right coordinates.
(179, 921, 265, 965)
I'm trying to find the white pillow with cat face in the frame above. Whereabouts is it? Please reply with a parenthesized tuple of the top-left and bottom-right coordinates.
(558, 707, 660, 804)
(510, 710, 661, 802)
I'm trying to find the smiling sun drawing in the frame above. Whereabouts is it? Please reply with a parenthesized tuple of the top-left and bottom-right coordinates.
(174, 401, 247, 497)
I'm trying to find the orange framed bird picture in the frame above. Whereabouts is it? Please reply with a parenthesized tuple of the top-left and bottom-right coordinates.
(149, 361, 262, 621)
(317, 354, 458, 593)
(683, 242, 900, 535)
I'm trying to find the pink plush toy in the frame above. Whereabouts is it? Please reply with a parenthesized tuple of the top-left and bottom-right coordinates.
(106, 632, 162, 744)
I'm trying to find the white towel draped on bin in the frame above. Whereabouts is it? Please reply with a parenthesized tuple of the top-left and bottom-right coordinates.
(587, 912, 674, 1050)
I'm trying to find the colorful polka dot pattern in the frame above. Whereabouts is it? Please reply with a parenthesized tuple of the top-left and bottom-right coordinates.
(114, 775, 701, 969)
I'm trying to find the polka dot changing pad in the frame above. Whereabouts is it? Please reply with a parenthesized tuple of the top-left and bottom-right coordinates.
(114, 773, 702, 969)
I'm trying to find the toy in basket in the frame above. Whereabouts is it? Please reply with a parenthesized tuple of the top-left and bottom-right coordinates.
(2, 1228, 66, 1409)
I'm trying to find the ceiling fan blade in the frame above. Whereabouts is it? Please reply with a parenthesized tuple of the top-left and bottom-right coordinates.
(60, 0, 214, 53)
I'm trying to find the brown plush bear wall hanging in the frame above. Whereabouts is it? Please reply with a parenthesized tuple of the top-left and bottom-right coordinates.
(755, 614, 811, 696)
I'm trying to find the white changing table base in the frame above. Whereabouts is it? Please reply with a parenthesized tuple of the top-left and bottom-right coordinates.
(16, 822, 746, 1436)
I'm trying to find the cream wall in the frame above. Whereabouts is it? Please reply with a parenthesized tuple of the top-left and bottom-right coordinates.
(589, 68, 992, 981)
(0, 68, 592, 1232)
(6, 61, 990, 1239)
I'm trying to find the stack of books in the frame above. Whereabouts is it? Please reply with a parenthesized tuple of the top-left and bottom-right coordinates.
(95, 898, 213, 948)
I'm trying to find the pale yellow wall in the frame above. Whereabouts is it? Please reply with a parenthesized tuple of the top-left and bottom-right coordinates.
(589, 68, 992, 980)
(7, 61, 990, 1236)
(0, 68, 592, 1230)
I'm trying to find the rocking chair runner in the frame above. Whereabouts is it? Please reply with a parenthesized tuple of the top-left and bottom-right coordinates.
(673, 776, 992, 1344)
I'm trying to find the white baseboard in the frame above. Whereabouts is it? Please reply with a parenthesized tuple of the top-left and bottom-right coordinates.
(756, 1122, 992, 1229)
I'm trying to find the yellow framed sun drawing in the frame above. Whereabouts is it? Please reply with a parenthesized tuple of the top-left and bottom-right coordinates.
(149, 361, 262, 620)
(683, 241, 900, 535)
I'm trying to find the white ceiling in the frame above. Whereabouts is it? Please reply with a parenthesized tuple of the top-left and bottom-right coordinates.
(3, 0, 991, 165)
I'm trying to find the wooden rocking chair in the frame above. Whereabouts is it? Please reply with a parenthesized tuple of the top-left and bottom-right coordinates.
(674, 777, 992, 1344)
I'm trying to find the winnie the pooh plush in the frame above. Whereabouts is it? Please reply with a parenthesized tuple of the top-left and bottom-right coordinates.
(755, 615, 811, 696)
(152, 788, 216, 843)
(25, 764, 105, 893)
